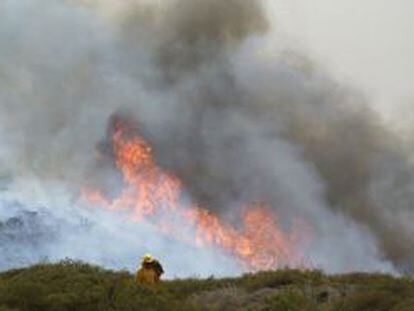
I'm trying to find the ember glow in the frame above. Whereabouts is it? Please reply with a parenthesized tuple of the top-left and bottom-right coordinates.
(82, 121, 306, 271)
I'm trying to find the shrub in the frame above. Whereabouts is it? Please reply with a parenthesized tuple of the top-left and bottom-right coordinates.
(265, 287, 318, 311)
(0, 261, 413, 311)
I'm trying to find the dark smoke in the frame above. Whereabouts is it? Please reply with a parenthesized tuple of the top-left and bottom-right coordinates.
(115, 0, 414, 270)
(0, 0, 412, 274)
(155, 0, 268, 83)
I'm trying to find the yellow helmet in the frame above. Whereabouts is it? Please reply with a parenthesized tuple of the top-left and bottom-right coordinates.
(142, 253, 153, 263)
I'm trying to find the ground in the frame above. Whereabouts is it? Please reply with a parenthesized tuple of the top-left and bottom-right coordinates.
(0, 260, 413, 310)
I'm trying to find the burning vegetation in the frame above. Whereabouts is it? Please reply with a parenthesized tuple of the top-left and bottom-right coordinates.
(82, 120, 307, 271)
(2, 0, 411, 276)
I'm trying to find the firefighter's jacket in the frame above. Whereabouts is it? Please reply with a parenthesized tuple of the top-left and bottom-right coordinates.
(136, 261, 164, 285)
(136, 266, 157, 285)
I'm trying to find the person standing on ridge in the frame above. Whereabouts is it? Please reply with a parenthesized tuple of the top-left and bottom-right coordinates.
(136, 254, 164, 286)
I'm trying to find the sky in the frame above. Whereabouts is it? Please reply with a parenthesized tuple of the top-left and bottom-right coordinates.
(273, 0, 414, 123)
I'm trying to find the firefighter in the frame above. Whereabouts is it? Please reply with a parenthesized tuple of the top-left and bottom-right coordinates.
(136, 254, 164, 286)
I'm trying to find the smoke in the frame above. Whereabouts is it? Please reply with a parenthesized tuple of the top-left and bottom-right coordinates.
(0, 0, 412, 276)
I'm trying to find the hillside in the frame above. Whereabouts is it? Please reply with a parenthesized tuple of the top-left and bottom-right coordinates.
(0, 261, 413, 311)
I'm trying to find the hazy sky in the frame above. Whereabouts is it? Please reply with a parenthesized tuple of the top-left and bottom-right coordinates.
(273, 0, 414, 121)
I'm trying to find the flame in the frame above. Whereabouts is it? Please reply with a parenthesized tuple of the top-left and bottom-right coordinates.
(82, 121, 306, 270)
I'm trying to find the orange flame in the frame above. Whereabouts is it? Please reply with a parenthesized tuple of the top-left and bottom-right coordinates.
(82, 121, 307, 270)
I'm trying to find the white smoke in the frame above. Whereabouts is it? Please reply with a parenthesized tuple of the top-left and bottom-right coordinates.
(1, 0, 410, 277)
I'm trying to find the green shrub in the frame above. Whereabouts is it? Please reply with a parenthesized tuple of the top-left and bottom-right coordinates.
(265, 288, 318, 311)
(333, 290, 404, 311)
(2, 281, 48, 311)
(0, 261, 413, 311)
(242, 269, 326, 291)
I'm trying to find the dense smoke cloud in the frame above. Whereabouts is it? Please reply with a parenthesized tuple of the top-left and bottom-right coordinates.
(0, 0, 412, 275)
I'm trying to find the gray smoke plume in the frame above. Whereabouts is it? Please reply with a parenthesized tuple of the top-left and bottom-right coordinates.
(0, 0, 412, 276)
